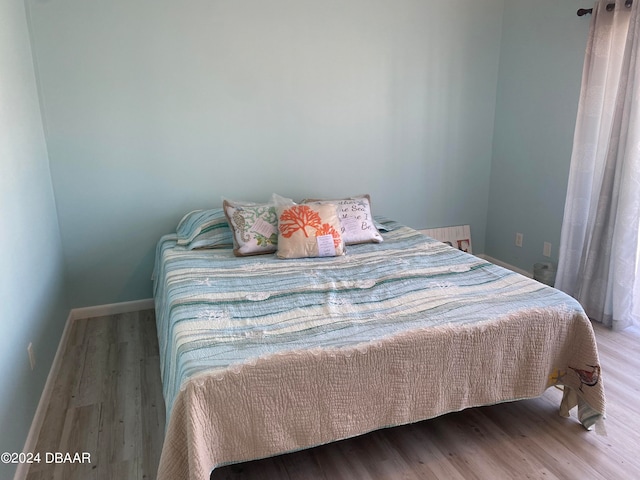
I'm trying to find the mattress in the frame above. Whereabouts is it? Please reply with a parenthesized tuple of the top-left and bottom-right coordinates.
(153, 218, 605, 480)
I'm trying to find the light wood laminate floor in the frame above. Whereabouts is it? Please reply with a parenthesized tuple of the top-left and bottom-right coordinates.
(25, 310, 640, 480)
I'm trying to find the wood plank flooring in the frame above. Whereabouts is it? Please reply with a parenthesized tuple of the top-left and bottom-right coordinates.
(25, 310, 640, 480)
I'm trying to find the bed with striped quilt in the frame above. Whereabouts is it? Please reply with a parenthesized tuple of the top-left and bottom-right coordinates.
(153, 218, 605, 480)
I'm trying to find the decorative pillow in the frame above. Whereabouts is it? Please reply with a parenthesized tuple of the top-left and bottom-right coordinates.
(302, 195, 383, 245)
(276, 203, 345, 259)
(176, 208, 234, 250)
(223, 199, 279, 256)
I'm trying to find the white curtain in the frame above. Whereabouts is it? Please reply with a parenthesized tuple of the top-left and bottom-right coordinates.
(556, 0, 640, 330)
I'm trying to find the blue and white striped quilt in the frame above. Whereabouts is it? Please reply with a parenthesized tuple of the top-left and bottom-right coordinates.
(153, 219, 598, 416)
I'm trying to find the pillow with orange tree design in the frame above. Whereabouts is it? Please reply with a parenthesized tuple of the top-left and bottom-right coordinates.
(275, 203, 345, 259)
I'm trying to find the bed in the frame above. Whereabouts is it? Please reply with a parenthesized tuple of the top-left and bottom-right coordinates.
(153, 215, 605, 480)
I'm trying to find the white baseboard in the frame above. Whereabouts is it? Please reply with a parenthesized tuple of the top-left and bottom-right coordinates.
(14, 310, 74, 480)
(70, 298, 154, 321)
(477, 254, 533, 278)
(14, 298, 154, 480)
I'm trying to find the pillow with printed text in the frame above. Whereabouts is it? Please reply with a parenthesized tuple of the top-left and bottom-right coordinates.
(302, 194, 383, 245)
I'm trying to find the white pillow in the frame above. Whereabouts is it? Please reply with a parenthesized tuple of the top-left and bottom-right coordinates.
(303, 195, 383, 245)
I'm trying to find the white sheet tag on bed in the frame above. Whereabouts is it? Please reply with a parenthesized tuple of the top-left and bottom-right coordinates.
(250, 218, 277, 238)
(316, 234, 336, 257)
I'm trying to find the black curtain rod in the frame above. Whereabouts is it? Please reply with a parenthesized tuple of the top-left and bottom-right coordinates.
(578, 0, 633, 16)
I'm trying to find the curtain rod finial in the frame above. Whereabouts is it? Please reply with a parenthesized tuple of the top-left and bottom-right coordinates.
(578, 1, 633, 16)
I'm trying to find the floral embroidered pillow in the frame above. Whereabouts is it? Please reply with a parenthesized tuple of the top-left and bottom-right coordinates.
(223, 199, 279, 256)
(302, 194, 383, 245)
(276, 203, 345, 259)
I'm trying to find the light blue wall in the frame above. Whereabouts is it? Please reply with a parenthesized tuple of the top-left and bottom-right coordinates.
(0, 1, 69, 478)
(485, 0, 589, 272)
(26, 0, 505, 307)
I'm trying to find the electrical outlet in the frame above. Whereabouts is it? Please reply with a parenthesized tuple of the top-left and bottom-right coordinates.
(543, 242, 552, 258)
(515, 232, 523, 248)
(28, 343, 35, 370)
